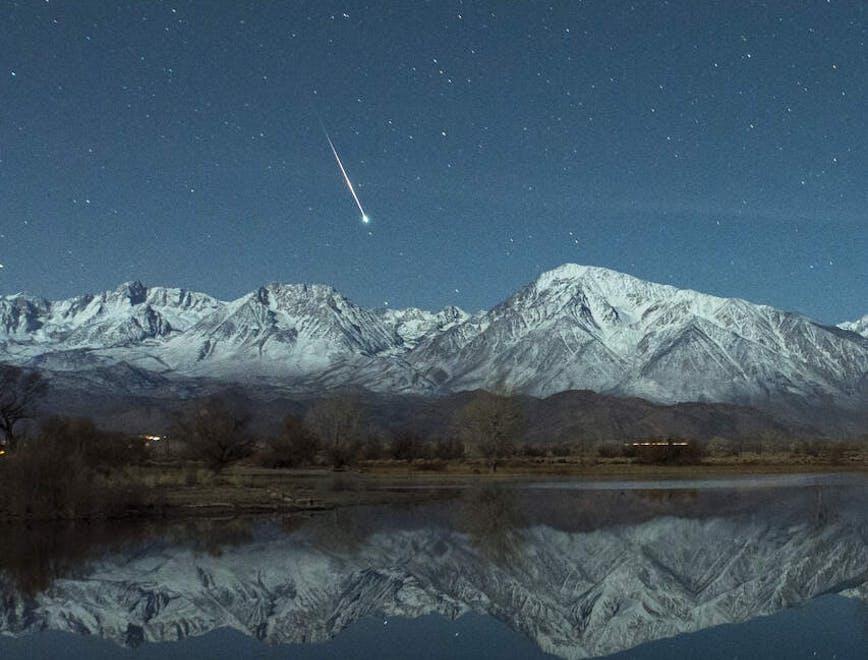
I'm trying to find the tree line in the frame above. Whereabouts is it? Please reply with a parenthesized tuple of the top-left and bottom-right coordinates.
(0, 365, 527, 476)
(1, 364, 862, 485)
(171, 389, 524, 473)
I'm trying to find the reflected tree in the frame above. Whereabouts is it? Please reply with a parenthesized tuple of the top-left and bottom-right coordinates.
(455, 485, 527, 566)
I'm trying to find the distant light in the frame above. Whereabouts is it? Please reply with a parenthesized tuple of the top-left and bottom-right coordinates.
(362, 214, 370, 224)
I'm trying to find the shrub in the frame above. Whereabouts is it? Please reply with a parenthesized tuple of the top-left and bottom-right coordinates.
(390, 430, 426, 461)
(825, 443, 847, 463)
(360, 435, 385, 460)
(434, 436, 465, 460)
(519, 444, 545, 458)
(597, 443, 623, 459)
(38, 417, 149, 471)
(635, 439, 704, 465)
(706, 436, 737, 458)
(259, 415, 320, 468)
(172, 396, 254, 473)
(0, 434, 158, 520)
(415, 459, 447, 472)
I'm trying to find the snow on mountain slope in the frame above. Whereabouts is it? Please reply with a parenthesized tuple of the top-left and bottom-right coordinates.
(1, 265, 866, 409)
(409, 264, 868, 406)
(1, 496, 865, 658)
(839, 314, 868, 338)
(158, 283, 403, 378)
(0, 281, 222, 350)
(376, 305, 470, 348)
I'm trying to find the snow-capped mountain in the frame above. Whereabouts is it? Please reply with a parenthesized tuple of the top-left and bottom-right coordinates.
(409, 264, 868, 408)
(1, 488, 866, 658)
(1, 265, 866, 413)
(375, 305, 470, 348)
(840, 314, 868, 338)
(158, 283, 402, 379)
(0, 281, 221, 349)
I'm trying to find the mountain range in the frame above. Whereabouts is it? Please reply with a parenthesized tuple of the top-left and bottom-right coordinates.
(1, 485, 866, 658)
(1, 264, 866, 430)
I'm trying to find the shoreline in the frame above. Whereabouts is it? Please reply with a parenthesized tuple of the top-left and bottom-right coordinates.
(148, 461, 868, 519)
(3, 460, 866, 523)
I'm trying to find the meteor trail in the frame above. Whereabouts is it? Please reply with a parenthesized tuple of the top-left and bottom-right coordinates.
(323, 128, 370, 224)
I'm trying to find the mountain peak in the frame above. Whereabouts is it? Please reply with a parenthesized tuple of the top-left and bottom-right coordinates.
(838, 314, 868, 338)
(253, 283, 350, 311)
(114, 280, 148, 304)
(534, 263, 674, 295)
(1, 268, 866, 416)
(538, 262, 623, 281)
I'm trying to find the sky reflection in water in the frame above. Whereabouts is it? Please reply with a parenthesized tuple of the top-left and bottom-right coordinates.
(0, 476, 866, 659)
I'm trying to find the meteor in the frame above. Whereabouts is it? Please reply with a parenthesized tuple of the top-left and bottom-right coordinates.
(323, 129, 370, 224)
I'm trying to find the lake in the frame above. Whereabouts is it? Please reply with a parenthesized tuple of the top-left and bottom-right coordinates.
(1, 474, 866, 659)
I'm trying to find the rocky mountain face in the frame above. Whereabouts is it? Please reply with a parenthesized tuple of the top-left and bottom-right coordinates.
(840, 314, 868, 338)
(0, 281, 221, 350)
(408, 265, 868, 410)
(375, 305, 471, 348)
(1, 265, 866, 418)
(1, 486, 865, 658)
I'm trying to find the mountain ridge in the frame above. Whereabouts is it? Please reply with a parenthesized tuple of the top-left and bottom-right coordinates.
(839, 314, 868, 338)
(1, 264, 866, 419)
(2, 490, 866, 659)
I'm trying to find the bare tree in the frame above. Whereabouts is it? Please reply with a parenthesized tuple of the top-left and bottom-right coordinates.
(0, 365, 47, 453)
(304, 397, 363, 469)
(455, 392, 524, 472)
(172, 396, 253, 472)
(39, 416, 149, 471)
(456, 485, 526, 565)
(260, 414, 321, 468)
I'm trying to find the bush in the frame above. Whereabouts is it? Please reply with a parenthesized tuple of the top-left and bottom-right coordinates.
(415, 459, 447, 472)
(825, 443, 847, 463)
(38, 417, 149, 471)
(172, 396, 254, 473)
(597, 443, 623, 459)
(360, 435, 385, 460)
(390, 430, 427, 461)
(706, 436, 736, 458)
(635, 439, 704, 465)
(0, 434, 158, 520)
(434, 436, 465, 460)
(259, 415, 320, 468)
(519, 444, 545, 458)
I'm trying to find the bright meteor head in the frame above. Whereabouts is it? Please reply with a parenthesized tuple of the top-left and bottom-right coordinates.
(323, 127, 371, 225)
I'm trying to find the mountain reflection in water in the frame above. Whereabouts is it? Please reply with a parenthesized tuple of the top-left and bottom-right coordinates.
(1, 478, 866, 659)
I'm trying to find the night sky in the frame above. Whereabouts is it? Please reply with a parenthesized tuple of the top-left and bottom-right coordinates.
(1, 1, 865, 323)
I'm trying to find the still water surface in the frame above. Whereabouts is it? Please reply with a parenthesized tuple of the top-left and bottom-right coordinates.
(1, 475, 866, 659)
